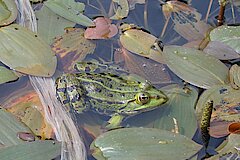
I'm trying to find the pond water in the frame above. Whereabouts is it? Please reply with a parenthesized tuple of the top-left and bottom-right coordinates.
(0, 0, 240, 160)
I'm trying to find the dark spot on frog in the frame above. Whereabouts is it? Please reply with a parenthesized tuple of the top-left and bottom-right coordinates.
(108, 94, 113, 97)
(219, 88, 228, 94)
(95, 88, 102, 92)
(34, 35, 38, 37)
(14, 27, 19, 30)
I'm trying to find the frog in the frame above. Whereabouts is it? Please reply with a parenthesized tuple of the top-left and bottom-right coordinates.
(55, 60, 168, 129)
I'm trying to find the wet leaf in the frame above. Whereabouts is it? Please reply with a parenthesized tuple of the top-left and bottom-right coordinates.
(0, 140, 61, 160)
(110, 0, 129, 20)
(154, 84, 198, 138)
(0, 108, 32, 147)
(196, 85, 240, 138)
(0, 66, 18, 84)
(161, 1, 211, 41)
(210, 25, 240, 54)
(0, 0, 18, 26)
(91, 128, 201, 160)
(209, 134, 240, 159)
(120, 28, 165, 64)
(36, 5, 75, 44)
(45, 0, 94, 27)
(52, 27, 96, 72)
(203, 41, 240, 60)
(163, 46, 229, 89)
(84, 17, 118, 39)
(0, 24, 57, 77)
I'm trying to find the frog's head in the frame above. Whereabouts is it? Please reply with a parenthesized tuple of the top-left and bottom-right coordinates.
(121, 88, 168, 114)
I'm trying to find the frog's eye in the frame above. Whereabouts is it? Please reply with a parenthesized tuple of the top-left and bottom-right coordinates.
(136, 93, 150, 105)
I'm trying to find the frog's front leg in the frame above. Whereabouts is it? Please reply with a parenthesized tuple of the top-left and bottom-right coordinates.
(105, 113, 125, 130)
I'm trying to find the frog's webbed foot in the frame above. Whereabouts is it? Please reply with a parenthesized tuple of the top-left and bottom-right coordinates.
(104, 114, 124, 130)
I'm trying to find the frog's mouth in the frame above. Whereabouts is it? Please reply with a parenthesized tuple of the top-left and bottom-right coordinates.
(119, 94, 168, 115)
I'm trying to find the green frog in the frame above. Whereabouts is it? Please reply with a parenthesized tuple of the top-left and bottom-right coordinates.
(55, 61, 168, 129)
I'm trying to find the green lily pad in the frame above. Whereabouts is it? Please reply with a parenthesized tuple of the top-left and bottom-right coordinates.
(120, 29, 165, 64)
(0, 24, 57, 77)
(45, 0, 94, 27)
(0, 0, 17, 26)
(0, 66, 18, 84)
(91, 128, 201, 160)
(154, 84, 198, 138)
(36, 5, 75, 44)
(0, 108, 32, 147)
(163, 45, 229, 89)
(210, 25, 240, 53)
(0, 140, 61, 160)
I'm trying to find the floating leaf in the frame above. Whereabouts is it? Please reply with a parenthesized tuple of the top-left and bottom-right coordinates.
(229, 64, 240, 89)
(0, 108, 32, 147)
(0, 24, 57, 77)
(52, 27, 96, 72)
(210, 25, 240, 54)
(0, 66, 18, 84)
(203, 41, 240, 60)
(3, 87, 54, 139)
(196, 85, 240, 138)
(209, 134, 240, 159)
(84, 17, 118, 39)
(120, 28, 165, 64)
(163, 46, 229, 89)
(0, 140, 61, 160)
(36, 5, 75, 44)
(0, 0, 18, 26)
(110, 0, 129, 20)
(45, 0, 94, 27)
(91, 128, 201, 160)
(154, 84, 198, 138)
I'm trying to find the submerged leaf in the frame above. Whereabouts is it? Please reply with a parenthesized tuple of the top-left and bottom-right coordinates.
(154, 84, 198, 138)
(128, 0, 145, 10)
(210, 25, 240, 54)
(0, 140, 61, 160)
(0, 24, 57, 77)
(45, 0, 94, 27)
(0, 66, 18, 84)
(203, 41, 240, 60)
(0, 0, 18, 26)
(52, 27, 96, 72)
(36, 5, 75, 44)
(114, 47, 172, 85)
(163, 46, 229, 89)
(91, 128, 201, 160)
(209, 134, 240, 159)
